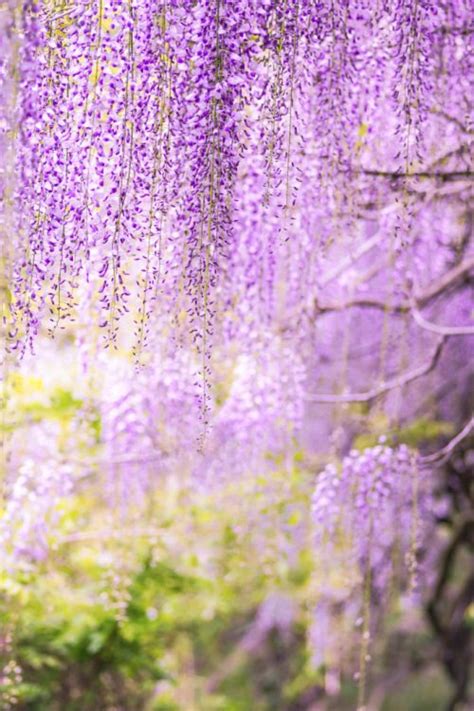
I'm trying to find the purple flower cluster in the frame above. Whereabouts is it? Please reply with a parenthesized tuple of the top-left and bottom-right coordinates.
(310, 444, 434, 666)
(313, 444, 429, 587)
(392, 0, 439, 170)
(242, 591, 297, 651)
(99, 333, 306, 500)
(4, 0, 465, 361)
(0, 456, 73, 569)
(194, 336, 306, 486)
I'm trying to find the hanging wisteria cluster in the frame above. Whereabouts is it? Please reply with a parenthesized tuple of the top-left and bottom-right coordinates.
(2, 0, 471, 354)
(310, 445, 432, 670)
(0, 436, 74, 569)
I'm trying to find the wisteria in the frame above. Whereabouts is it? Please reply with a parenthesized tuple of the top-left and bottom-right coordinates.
(311, 445, 432, 674)
(0, 0, 473, 708)
(3, 0, 470, 354)
(0, 441, 74, 569)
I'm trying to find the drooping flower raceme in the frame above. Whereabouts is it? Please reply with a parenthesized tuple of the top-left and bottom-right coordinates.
(310, 444, 434, 667)
(4, 0, 463, 362)
(0, 456, 73, 570)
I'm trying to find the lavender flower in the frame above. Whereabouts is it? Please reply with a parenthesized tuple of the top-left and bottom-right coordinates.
(310, 444, 435, 668)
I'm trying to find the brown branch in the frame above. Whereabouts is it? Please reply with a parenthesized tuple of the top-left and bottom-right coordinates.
(314, 256, 474, 315)
(426, 513, 474, 710)
(430, 110, 473, 134)
(420, 257, 474, 304)
(314, 296, 407, 315)
(420, 416, 474, 466)
(431, 109, 474, 135)
(359, 169, 473, 181)
(427, 516, 473, 635)
(435, 25, 474, 37)
(414, 363, 474, 417)
(306, 338, 445, 404)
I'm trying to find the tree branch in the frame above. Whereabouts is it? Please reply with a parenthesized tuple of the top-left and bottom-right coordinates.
(306, 338, 445, 404)
(430, 110, 473, 133)
(420, 257, 474, 304)
(411, 307, 474, 337)
(420, 416, 474, 466)
(314, 256, 474, 315)
(359, 169, 473, 181)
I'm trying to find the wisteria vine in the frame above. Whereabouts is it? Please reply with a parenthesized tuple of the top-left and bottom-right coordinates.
(0, 0, 473, 707)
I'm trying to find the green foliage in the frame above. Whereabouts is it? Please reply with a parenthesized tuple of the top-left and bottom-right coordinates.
(353, 416, 454, 450)
(395, 418, 454, 447)
(2, 558, 202, 709)
(381, 668, 451, 711)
